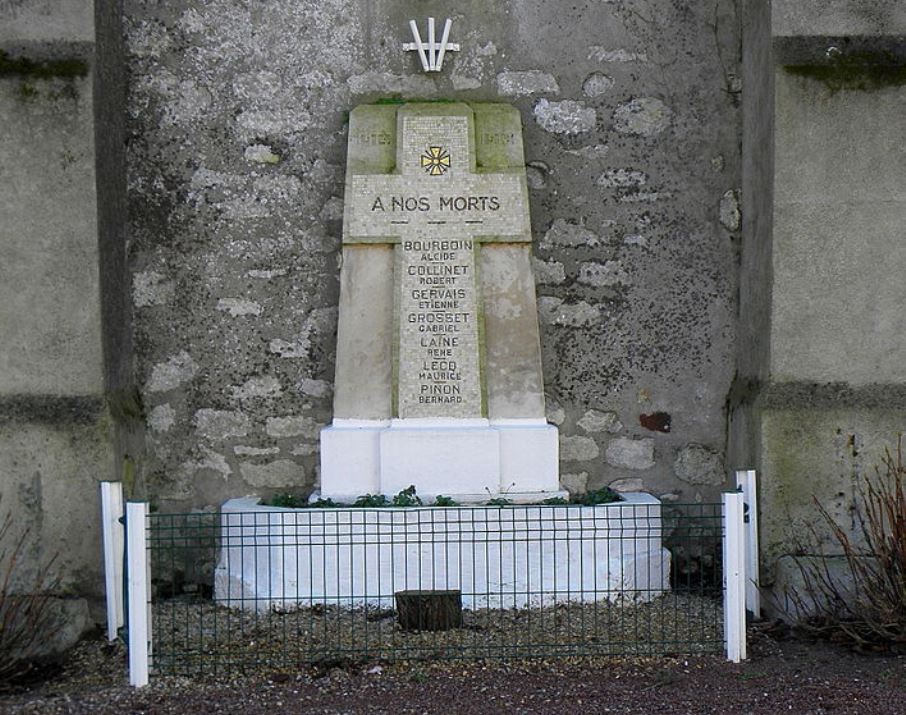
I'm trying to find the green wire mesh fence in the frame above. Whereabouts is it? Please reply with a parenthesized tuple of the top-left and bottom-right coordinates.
(145, 501, 724, 676)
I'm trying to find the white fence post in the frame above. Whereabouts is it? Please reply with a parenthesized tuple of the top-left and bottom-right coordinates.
(723, 490, 746, 663)
(735, 469, 761, 618)
(126, 501, 151, 687)
(100, 482, 125, 642)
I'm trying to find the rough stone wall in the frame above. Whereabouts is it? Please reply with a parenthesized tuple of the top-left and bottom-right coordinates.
(125, 0, 741, 510)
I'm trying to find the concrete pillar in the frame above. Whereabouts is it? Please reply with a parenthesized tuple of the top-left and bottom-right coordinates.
(731, 0, 906, 599)
(0, 0, 130, 629)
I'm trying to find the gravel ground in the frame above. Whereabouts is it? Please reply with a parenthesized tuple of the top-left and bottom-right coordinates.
(1, 624, 905, 714)
(149, 593, 722, 674)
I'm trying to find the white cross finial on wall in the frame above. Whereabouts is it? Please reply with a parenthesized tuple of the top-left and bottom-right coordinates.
(403, 17, 460, 72)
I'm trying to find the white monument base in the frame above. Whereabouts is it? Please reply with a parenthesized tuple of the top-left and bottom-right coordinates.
(320, 418, 563, 503)
(213, 493, 671, 612)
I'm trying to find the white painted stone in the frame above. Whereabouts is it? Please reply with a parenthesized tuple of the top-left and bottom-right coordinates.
(496, 70, 560, 96)
(194, 409, 250, 440)
(214, 493, 669, 611)
(266, 415, 321, 440)
(148, 403, 175, 433)
(531, 258, 566, 285)
(560, 435, 600, 461)
(582, 72, 615, 97)
(380, 425, 501, 498)
(320, 423, 383, 498)
(146, 351, 198, 393)
(720, 189, 741, 231)
(232, 376, 283, 401)
(538, 297, 602, 327)
(321, 421, 562, 504)
(239, 459, 302, 487)
(613, 98, 672, 137)
(497, 422, 560, 492)
(577, 409, 622, 433)
(578, 260, 629, 288)
(674, 444, 725, 485)
(133, 270, 175, 307)
(605, 437, 655, 470)
(533, 99, 596, 135)
(609, 477, 644, 493)
(539, 219, 601, 249)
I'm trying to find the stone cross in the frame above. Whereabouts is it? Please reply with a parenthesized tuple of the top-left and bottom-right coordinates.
(344, 108, 530, 419)
(323, 102, 560, 503)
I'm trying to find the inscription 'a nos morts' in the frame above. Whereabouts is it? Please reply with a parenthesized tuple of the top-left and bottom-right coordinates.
(344, 110, 530, 419)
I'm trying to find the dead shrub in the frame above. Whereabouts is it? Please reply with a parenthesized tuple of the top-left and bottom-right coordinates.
(788, 436, 906, 651)
(0, 511, 60, 684)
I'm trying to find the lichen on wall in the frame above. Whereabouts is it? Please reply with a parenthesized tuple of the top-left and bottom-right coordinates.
(785, 51, 906, 93)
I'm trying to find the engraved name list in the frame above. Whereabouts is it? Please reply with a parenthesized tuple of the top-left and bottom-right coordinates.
(343, 113, 530, 419)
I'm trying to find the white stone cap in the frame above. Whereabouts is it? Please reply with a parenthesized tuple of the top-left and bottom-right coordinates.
(489, 417, 550, 427)
(389, 417, 490, 429)
(329, 418, 392, 429)
(327, 418, 554, 430)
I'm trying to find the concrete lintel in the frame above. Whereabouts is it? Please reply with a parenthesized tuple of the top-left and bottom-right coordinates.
(728, 379, 906, 411)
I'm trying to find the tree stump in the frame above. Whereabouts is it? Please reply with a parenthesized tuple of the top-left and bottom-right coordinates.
(395, 590, 463, 631)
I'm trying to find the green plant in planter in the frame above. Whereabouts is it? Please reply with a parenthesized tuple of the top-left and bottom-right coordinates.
(308, 497, 342, 509)
(392, 485, 422, 507)
(266, 485, 622, 510)
(571, 487, 620, 506)
(353, 493, 389, 508)
(270, 492, 308, 508)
